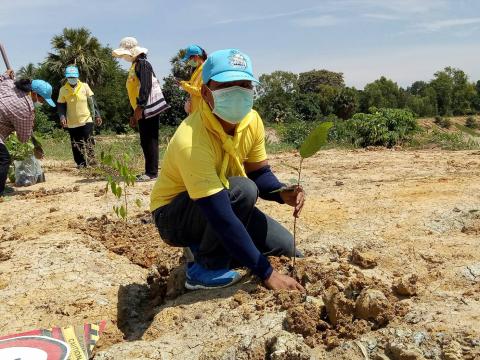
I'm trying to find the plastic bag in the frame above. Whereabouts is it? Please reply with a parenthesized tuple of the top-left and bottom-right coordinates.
(14, 155, 45, 187)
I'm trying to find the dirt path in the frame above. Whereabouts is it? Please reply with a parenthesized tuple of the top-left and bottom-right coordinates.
(1, 149, 479, 359)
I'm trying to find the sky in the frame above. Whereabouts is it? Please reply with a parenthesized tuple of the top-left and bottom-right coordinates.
(1, 0, 479, 89)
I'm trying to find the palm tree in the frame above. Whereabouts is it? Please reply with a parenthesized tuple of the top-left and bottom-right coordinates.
(46, 27, 106, 86)
(17, 63, 38, 79)
(170, 49, 194, 80)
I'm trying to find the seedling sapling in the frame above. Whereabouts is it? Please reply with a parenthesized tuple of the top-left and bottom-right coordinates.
(101, 151, 142, 222)
(272, 121, 333, 276)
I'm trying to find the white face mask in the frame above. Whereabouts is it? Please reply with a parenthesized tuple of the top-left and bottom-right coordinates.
(209, 86, 254, 124)
(67, 78, 78, 86)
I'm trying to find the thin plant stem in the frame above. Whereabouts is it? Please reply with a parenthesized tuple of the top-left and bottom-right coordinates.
(123, 181, 128, 224)
(292, 157, 303, 277)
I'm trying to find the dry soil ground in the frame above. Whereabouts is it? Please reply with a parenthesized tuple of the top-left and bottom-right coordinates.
(1, 149, 479, 359)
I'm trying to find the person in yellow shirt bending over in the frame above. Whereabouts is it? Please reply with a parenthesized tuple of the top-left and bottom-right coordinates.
(179, 44, 207, 114)
(57, 65, 102, 167)
(151, 49, 306, 291)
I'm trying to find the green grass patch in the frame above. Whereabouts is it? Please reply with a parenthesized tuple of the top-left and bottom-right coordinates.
(455, 123, 480, 137)
(408, 129, 480, 150)
(37, 125, 176, 171)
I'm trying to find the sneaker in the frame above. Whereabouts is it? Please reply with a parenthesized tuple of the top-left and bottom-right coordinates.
(136, 174, 157, 182)
(185, 263, 242, 290)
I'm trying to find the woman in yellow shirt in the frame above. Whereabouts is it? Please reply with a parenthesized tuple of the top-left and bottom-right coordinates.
(57, 65, 102, 168)
(112, 37, 169, 181)
(179, 45, 207, 114)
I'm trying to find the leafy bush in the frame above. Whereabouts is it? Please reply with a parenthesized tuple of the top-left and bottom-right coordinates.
(329, 108, 418, 148)
(4, 134, 35, 183)
(466, 116, 478, 129)
(33, 108, 56, 134)
(4, 134, 34, 161)
(279, 120, 317, 148)
(434, 116, 452, 129)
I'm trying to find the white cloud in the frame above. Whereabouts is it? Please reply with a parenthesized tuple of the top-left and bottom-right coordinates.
(349, 0, 448, 14)
(362, 13, 404, 21)
(416, 17, 480, 32)
(214, 6, 322, 25)
(292, 15, 339, 28)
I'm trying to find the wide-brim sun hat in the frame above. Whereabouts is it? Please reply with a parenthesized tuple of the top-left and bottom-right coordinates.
(112, 37, 148, 58)
(202, 49, 259, 84)
(31, 79, 56, 107)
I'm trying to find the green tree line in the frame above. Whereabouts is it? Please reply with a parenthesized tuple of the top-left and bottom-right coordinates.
(18, 27, 480, 135)
(255, 68, 480, 125)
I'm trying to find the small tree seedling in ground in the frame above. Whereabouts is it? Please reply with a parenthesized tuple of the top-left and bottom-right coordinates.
(273, 121, 333, 276)
(101, 151, 142, 222)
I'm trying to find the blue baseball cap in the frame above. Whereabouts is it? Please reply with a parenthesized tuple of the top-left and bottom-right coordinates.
(65, 65, 79, 78)
(202, 49, 259, 84)
(182, 44, 203, 62)
(31, 80, 56, 107)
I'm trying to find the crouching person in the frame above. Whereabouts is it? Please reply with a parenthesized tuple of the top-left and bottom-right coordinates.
(0, 70, 55, 196)
(150, 49, 305, 291)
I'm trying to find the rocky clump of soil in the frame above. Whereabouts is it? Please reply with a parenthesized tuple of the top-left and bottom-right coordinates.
(267, 257, 405, 349)
(392, 275, 418, 297)
(350, 247, 378, 269)
(354, 288, 392, 326)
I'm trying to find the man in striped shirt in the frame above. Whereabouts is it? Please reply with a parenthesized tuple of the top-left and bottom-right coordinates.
(0, 70, 55, 195)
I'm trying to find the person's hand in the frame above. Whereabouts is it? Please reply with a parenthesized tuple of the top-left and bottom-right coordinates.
(60, 117, 67, 128)
(5, 69, 15, 79)
(33, 146, 44, 160)
(134, 106, 143, 122)
(280, 185, 305, 218)
(263, 270, 305, 291)
(95, 116, 102, 126)
(129, 116, 137, 129)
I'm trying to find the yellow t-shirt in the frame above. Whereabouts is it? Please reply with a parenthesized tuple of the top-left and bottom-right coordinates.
(57, 82, 94, 128)
(150, 101, 267, 211)
(180, 63, 204, 113)
(126, 63, 140, 110)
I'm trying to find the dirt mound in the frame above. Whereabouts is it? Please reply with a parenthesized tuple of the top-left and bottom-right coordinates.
(350, 247, 378, 269)
(2, 149, 480, 359)
(355, 289, 392, 325)
(74, 215, 183, 269)
(17, 185, 80, 199)
(392, 275, 418, 297)
(239, 257, 404, 350)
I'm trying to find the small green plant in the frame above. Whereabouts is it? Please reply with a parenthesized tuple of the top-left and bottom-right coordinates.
(5, 133, 34, 161)
(274, 121, 333, 275)
(465, 116, 478, 129)
(4, 133, 35, 183)
(100, 151, 142, 221)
